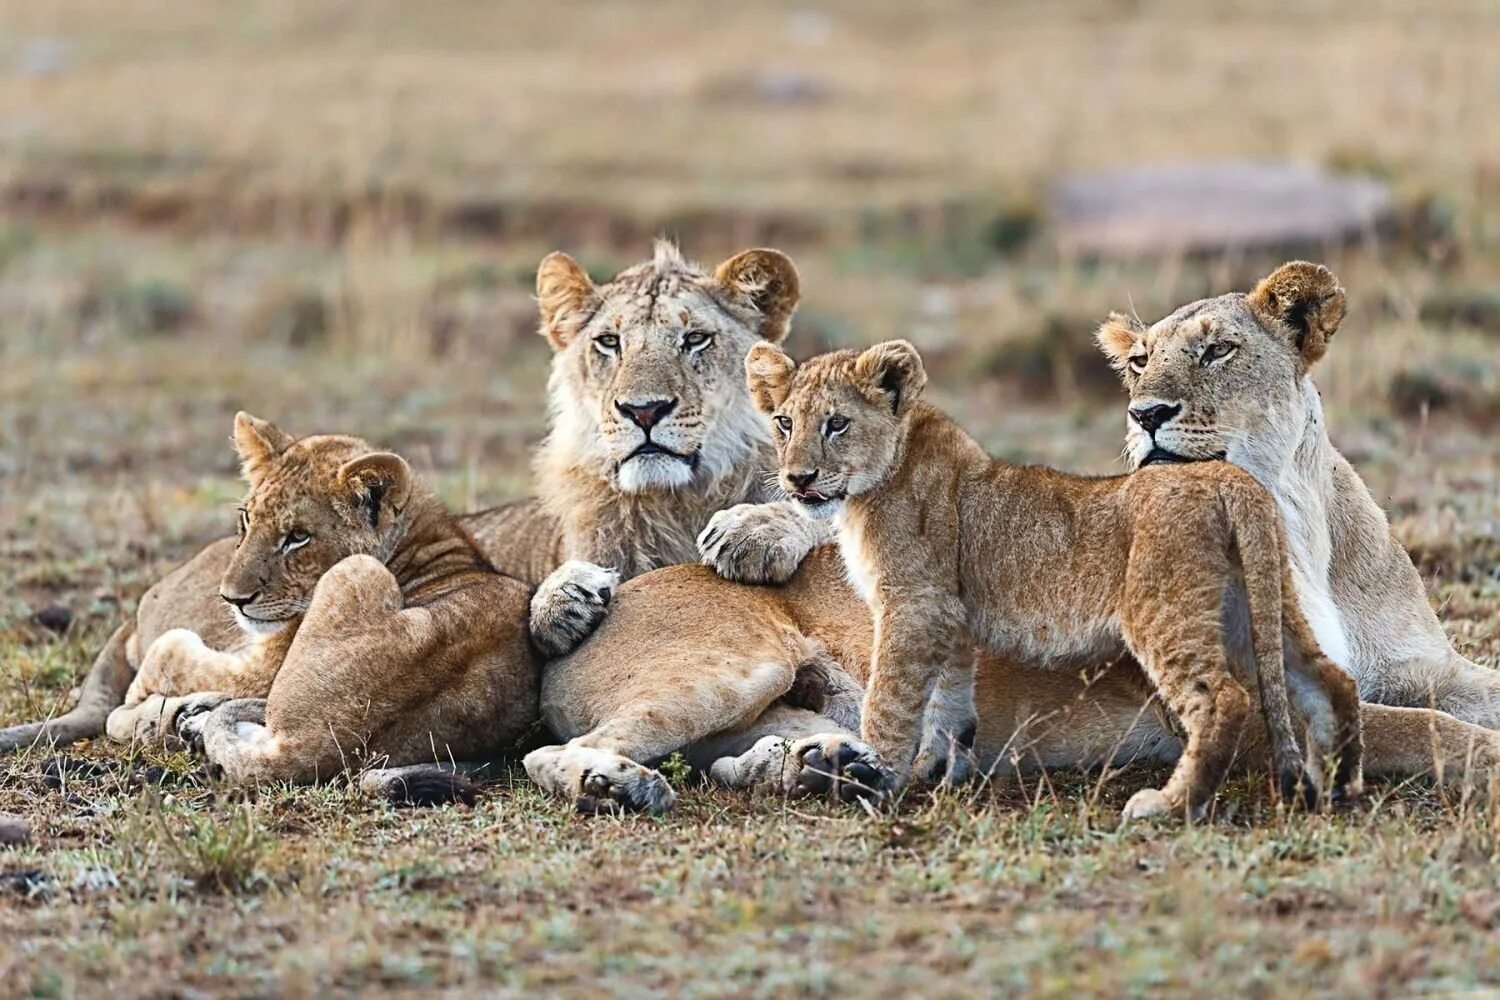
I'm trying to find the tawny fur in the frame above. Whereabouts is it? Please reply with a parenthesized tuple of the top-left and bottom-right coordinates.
(745, 339, 1362, 819)
(102, 413, 539, 785)
(468, 240, 809, 583)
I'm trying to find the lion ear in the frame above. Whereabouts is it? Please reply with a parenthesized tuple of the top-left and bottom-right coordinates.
(1096, 312, 1146, 377)
(854, 340, 926, 415)
(1247, 261, 1346, 367)
(714, 249, 801, 343)
(233, 412, 294, 484)
(536, 251, 599, 352)
(338, 452, 413, 529)
(745, 342, 798, 414)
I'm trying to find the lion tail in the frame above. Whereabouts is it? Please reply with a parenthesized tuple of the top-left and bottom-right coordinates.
(358, 763, 482, 808)
(0, 622, 136, 753)
(1221, 483, 1310, 808)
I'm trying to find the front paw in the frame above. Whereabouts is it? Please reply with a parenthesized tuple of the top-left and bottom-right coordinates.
(174, 693, 234, 753)
(697, 504, 815, 585)
(529, 561, 620, 658)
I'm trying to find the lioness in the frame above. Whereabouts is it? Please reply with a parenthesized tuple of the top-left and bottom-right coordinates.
(102, 413, 539, 794)
(0, 241, 824, 756)
(745, 338, 1362, 819)
(1097, 261, 1500, 727)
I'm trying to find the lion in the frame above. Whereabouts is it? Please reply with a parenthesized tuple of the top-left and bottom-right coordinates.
(524, 262, 1500, 815)
(742, 337, 1363, 820)
(0, 241, 825, 756)
(93, 412, 539, 797)
(1095, 260, 1500, 727)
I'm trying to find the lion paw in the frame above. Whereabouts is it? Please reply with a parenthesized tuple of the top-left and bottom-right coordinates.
(173, 693, 234, 753)
(912, 744, 975, 787)
(529, 561, 620, 658)
(697, 503, 820, 585)
(787, 734, 897, 804)
(1121, 787, 1173, 822)
(523, 744, 676, 815)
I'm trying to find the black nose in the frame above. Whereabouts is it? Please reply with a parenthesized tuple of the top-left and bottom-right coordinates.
(615, 398, 677, 431)
(787, 470, 818, 491)
(221, 590, 259, 610)
(1129, 403, 1181, 435)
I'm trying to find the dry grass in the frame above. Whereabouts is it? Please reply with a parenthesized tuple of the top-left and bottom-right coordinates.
(2, 1, 1500, 996)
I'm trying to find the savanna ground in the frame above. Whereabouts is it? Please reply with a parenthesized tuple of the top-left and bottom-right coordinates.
(2, 2, 1499, 996)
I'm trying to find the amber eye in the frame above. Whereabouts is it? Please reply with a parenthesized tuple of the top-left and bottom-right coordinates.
(281, 529, 311, 554)
(236, 508, 249, 537)
(1127, 354, 1147, 375)
(594, 334, 620, 355)
(774, 415, 793, 435)
(825, 415, 850, 438)
(1202, 342, 1237, 366)
(682, 330, 712, 352)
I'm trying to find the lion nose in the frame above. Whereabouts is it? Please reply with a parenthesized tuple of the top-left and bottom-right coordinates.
(220, 590, 260, 610)
(1129, 402, 1181, 435)
(787, 470, 819, 491)
(615, 398, 677, 431)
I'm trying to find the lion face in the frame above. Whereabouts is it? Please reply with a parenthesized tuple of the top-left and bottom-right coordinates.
(746, 341, 927, 522)
(1096, 261, 1347, 475)
(220, 413, 413, 635)
(535, 241, 800, 494)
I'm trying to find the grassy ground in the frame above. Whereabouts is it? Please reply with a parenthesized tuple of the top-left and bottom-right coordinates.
(2, 1, 1500, 996)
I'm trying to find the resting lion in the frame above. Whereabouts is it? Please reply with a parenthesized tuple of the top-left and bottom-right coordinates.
(0, 241, 826, 759)
(743, 337, 1362, 820)
(523, 261, 1499, 813)
(102, 413, 539, 796)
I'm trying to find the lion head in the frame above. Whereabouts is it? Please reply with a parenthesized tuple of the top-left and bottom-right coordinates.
(1096, 261, 1347, 478)
(220, 412, 414, 635)
(535, 240, 800, 494)
(745, 340, 927, 523)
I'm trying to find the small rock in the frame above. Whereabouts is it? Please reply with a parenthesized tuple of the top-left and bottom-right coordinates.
(0, 813, 31, 847)
(33, 603, 73, 634)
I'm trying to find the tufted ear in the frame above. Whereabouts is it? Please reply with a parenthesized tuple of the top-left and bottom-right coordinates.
(233, 412, 295, 485)
(854, 340, 926, 416)
(1096, 311, 1146, 378)
(713, 249, 801, 343)
(337, 452, 413, 530)
(745, 342, 798, 414)
(1246, 261, 1346, 367)
(536, 251, 600, 352)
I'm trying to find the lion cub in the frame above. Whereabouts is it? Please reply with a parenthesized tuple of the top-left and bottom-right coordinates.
(745, 340, 1362, 820)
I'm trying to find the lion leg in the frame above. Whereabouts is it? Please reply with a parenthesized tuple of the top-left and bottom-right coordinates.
(1360, 703, 1500, 785)
(1391, 653, 1500, 730)
(201, 558, 409, 785)
(912, 659, 978, 786)
(1122, 613, 1252, 823)
(0, 622, 136, 752)
(696, 704, 897, 804)
(526, 653, 802, 815)
(528, 560, 619, 658)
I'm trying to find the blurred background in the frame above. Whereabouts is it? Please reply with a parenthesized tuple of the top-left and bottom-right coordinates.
(0, 0, 1496, 654)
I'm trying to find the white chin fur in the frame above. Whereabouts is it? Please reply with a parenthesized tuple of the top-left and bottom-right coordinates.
(616, 454, 696, 493)
(793, 498, 844, 522)
(232, 608, 292, 637)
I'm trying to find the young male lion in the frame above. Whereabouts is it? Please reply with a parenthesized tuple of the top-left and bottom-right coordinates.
(99, 413, 539, 794)
(743, 339, 1362, 820)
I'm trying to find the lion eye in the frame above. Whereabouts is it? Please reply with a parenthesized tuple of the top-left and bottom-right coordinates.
(236, 508, 249, 537)
(682, 330, 712, 352)
(281, 529, 311, 554)
(825, 415, 850, 438)
(1202, 342, 1237, 366)
(1127, 354, 1147, 375)
(593, 334, 620, 356)
(774, 415, 793, 435)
